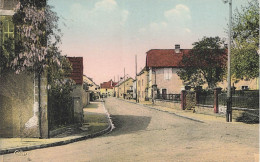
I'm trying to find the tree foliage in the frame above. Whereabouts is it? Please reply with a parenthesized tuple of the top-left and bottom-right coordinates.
(231, 0, 259, 80)
(177, 36, 227, 89)
(0, 0, 73, 94)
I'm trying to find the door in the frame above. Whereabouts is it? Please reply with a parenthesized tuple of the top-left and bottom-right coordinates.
(162, 89, 167, 100)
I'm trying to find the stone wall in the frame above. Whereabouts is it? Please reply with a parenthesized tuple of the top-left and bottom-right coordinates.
(82, 90, 90, 107)
(154, 100, 181, 109)
(0, 71, 46, 138)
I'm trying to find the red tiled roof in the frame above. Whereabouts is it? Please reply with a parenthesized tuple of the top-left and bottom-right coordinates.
(146, 49, 191, 68)
(67, 57, 83, 85)
(100, 80, 117, 89)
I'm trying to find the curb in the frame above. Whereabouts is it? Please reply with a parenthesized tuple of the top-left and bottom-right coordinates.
(0, 102, 114, 155)
(117, 98, 204, 123)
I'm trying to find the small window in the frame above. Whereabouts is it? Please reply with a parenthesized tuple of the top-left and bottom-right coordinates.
(95, 88, 97, 90)
(241, 86, 249, 90)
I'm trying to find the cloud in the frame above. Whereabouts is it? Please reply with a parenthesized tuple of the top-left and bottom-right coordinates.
(164, 4, 191, 20)
(149, 22, 168, 31)
(121, 10, 129, 25)
(94, 0, 118, 12)
(185, 28, 191, 33)
(69, 0, 129, 29)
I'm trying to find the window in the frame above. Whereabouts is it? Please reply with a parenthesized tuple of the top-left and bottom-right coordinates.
(164, 68, 172, 80)
(0, 16, 14, 45)
(242, 86, 249, 90)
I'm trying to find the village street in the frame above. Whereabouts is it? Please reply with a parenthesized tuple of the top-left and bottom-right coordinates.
(2, 98, 258, 162)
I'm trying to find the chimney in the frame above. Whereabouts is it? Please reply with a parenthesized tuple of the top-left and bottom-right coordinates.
(224, 44, 228, 49)
(175, 44, 180, 53)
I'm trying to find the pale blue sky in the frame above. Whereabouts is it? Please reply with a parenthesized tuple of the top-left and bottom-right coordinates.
(49, 0, 249, 84)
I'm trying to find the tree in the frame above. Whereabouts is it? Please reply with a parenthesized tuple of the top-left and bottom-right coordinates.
(231, 0, 259, 80)
(177, 36, 227, 89)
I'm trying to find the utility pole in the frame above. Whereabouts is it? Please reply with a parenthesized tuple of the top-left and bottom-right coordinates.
(113, 76, 115, 97)
(226, 0, 232, 122)
(135, 55, 138, 103)
(124, 68, 125, 99)
(117, 75, 119, 98)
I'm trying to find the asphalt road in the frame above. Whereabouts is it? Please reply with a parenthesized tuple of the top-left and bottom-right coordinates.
(1, 98, 259, 162)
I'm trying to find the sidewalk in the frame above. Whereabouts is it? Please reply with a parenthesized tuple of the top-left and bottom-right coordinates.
(120, 98, 253, 124)
(0, 100, 113, 155)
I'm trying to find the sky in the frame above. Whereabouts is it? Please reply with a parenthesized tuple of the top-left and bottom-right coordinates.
(49, 0, 248, 85)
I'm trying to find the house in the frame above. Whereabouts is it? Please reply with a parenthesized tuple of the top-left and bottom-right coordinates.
(100, 80, 117, 97)
(0, 0, 50, 138)
(136, 68, 149, 102)
(115, 77, 134, 99)
(83, 75, 100, 101)
(146, 44, 190, 100)
(146, 44, 258, 101)
(217, 78, 259, 91)
(67, 57, 89, 123)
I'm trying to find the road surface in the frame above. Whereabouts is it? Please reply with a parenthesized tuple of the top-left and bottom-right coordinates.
(1, 98, 259, 161)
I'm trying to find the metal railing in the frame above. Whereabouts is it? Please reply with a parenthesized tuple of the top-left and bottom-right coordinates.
(219, 91, 259, 110)
(156, 94, 181, 102)
(197, 91, 214, 107)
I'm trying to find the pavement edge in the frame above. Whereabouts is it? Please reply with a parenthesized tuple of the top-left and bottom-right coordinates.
(118, 98, 204, 123)
(0, 101, 114, 155)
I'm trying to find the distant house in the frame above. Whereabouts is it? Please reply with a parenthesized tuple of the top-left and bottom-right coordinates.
(83, 75, 100, 100)
(100, 80, 117, 97)
(115, 77, 134, 99)
(146, 45, 191, 100)
(136, 68, 149, 102)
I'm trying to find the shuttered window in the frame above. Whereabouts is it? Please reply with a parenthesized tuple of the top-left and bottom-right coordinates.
(164, 68, 172, 80)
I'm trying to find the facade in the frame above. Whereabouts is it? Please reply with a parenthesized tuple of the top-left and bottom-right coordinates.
(115, 77, 134, 99)
(217, 78, 259, 91)
(132, 79, 137, 99)
(83, 75, 100, 100)
(100, 80, 117, 97)
(146, 45, 190, 100)
(136, 68, 149, 102)
(0, 0, 17, 48)
(0, 0, 49, 138)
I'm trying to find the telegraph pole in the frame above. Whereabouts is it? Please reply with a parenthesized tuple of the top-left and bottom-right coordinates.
(124, 68, 125, 99)
(135, 55, 138, 103)
(226, 0, 232, 122)
(117, 75, 119, 98)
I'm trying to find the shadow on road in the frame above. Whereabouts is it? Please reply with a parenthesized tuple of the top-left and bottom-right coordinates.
(108, 115, 151, 136)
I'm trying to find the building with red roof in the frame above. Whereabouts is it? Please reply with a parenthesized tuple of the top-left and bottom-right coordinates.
(100, 80, 117, 97)
(146, 44, 191, 98)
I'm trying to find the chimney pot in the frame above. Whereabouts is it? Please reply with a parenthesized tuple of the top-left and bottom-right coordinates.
(175, 44, 180, 53)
